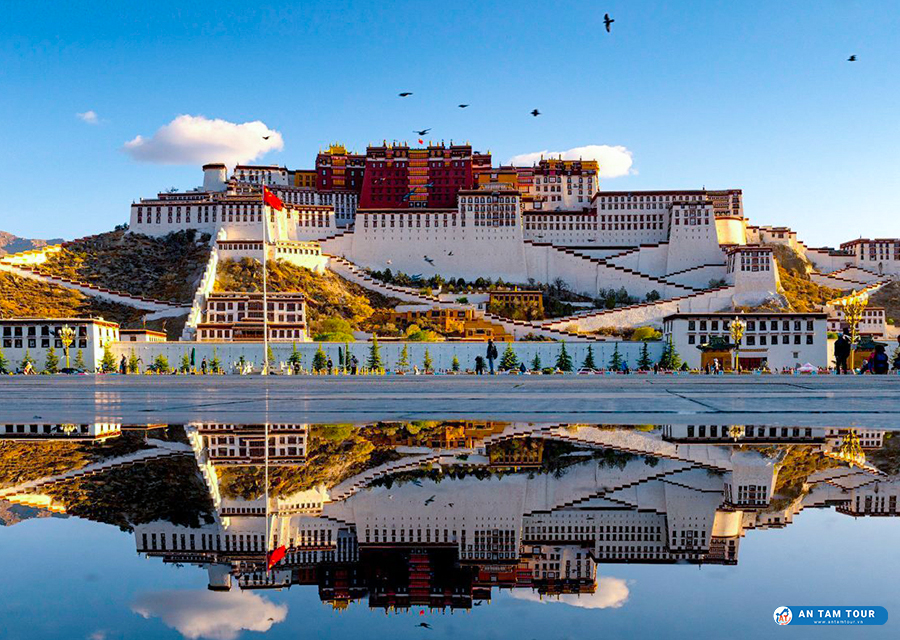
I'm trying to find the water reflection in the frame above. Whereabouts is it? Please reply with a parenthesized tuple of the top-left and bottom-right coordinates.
(2, 421, 898, 614)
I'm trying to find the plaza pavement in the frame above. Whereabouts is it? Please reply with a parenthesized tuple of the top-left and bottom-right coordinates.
(0, 374, 898, 428)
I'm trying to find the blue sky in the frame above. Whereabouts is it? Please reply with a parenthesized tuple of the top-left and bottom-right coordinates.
(0, 0, 897, 246)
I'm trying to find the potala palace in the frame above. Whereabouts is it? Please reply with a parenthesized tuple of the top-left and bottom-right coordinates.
(129, 143, 896, 333)
(2, 140, 897, 372)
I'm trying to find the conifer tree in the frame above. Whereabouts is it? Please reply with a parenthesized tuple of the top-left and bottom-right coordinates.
(637, 342, 652, 370)
(180, 352, 192, 373)
(128, 351, 140, 374)
(499, 343, 519, 371)
(73, 349, 86, 371)
(44, 346, 59, 373)
(423, 348, 433, 372)
(530, 353, 542, 371)
(266, 345, 275, 368)
(210, 347, 221, 374)
(100, 343, 116, 373)
(0, 347, 9, 374)
(313, 344, 328, 372)
(20, 350, 35, 372)
(451, 354, 460, 372)
(581, 344, 597, 371)
(367, 335, 383, 370)
(288, 343, 302, 368)
(555, 343, 573, 372)
(609, 343, 623, 371)
(398, 343, 410, 370)
(151, 354, 169, 374)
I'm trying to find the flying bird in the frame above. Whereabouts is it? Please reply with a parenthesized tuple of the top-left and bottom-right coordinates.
(604, 13, 614, 32)
(447, 251, 454, 256)
(424, 256, 435, 265)
(417, 623, 432, 630)
(386, 259, 392, 265)
(530, 109, 541, 117)
(458, 104, 469, 108)
(847, 55, 857, 62)
(425, 495, 436, 505)
(399, 92, 413, 97)
(448, 503, 454, 508)
(262, 135, 270, 140)
(414, 128, 431, 136)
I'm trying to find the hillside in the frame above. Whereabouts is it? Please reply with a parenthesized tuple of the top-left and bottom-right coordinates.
(215, 257, 398, 332)
(770, 244, 843, 312)
(38, 229, 211, 304)
(0, 230, 64, 257)
(0, 271, 185, 339)
(869, 281, 900, 326)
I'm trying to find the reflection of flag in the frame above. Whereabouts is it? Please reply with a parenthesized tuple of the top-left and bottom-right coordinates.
(267, 545, 286, 570)
(263, 186, 284, 211)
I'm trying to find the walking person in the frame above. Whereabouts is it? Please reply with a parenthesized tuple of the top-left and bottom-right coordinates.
(486, 339, 498, 375)
(834, 329, 851, 374)
(869, 344, 890, 375)
(200, 357, 208, 375)
(119, 355, 127, 375)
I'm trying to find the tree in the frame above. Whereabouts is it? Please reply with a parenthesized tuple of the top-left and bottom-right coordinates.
(150, 354, 170, 374)
(398, 343, 410, 371)
(367, 335, 383, 370)
(100, 343, 116, 373)
(530, 353, 542, 371)
(451, 354, 460, 372)
(555, 343, 573, 372)
(581, 344, 597, 371)
(313, 344, 328, 372)
(20, 350, 35, 371)
(658, 337, 683, 370)
(44, 346, 59, 373)
(637, 342, 652, 370)
(288, 342, 302, 368)
(0, 347, 8, 374)
(609, 343, 623, 371)
(423, 348, 433, 372)
(631, 326, 661, 341)
(128, 351, 140, 374)
(314, 317, 355, 342)
(645, 290, 661, 302)
(210, 347, 222, 374)
(180, 352, 192, 373)
(266, 345, 276, 368)
(498, 344, 519, 371)
(73, 349, 86, 371)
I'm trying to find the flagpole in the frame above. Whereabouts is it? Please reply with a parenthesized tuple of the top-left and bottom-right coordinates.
(262, 180, 269, 375)
(264, 420, 270, 569)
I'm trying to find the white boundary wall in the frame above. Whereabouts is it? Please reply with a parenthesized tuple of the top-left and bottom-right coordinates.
(111, 340, 665, 373)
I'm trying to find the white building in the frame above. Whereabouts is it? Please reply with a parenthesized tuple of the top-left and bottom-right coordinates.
(661, 312, 828, 370)
(0, 317, 119, 371)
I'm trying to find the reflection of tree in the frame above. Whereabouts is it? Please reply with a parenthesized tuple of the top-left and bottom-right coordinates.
(836, 429, 865, 468)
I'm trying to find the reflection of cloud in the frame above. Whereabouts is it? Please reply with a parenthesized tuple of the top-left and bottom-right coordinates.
(509, 577, 630, 609)
(123, 115, 283, 167)
(508, 144, 635, 178)
(88, 632, 107, 640)
(77, 110, 99, 124)
(132, 590, 287, 640)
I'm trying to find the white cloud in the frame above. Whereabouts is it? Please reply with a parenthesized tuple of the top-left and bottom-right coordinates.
(509, 577, 630, 609)
(123, 115, 284, 167)
(77, 110, 99, 125)
(508, 144, 635, 178)
(132, 590, 288, 640)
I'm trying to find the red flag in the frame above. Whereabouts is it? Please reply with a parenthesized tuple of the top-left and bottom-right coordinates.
(263, 186, 284, 211)
(266, 545, 286, 570)
(418, 138, 424, 144)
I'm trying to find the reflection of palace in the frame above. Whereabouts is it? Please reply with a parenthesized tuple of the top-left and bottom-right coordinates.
(0, 422, 122, 441)
(129, 422, 899, 610)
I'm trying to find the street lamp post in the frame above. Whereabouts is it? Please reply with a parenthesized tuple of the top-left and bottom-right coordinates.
(729, 316, 746, 373)
(57, 325, 76, 369)
(836, 290, 868, 370)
